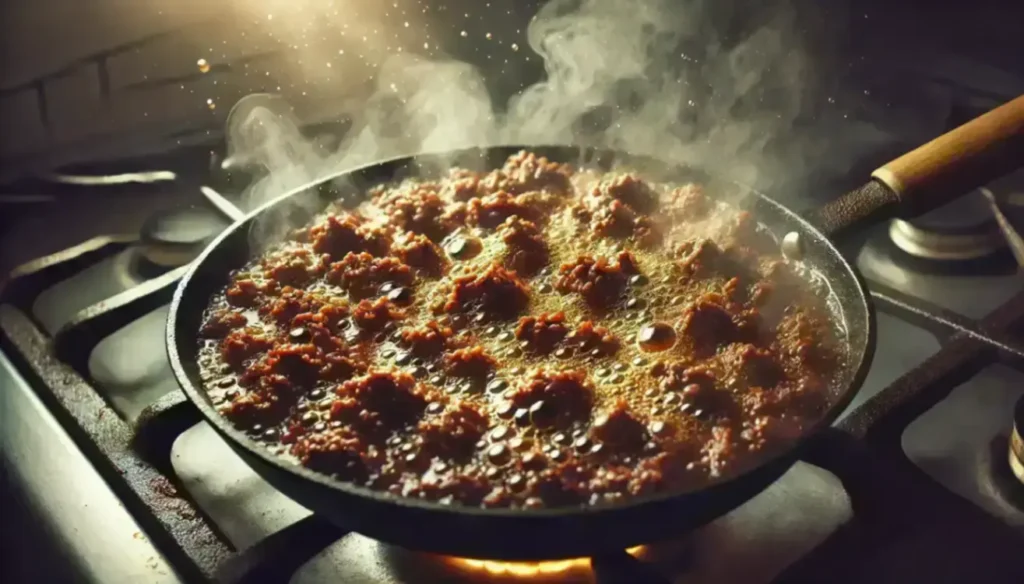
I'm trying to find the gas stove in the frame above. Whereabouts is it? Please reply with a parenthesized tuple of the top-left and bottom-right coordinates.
(4, 110, 1024, 584)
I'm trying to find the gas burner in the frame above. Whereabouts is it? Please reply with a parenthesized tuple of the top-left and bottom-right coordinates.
(139, 206, 228, 268)
(1012, 395, 1024, 486)
(888, 189, 1006, 261)
(434, 546, 650, 583)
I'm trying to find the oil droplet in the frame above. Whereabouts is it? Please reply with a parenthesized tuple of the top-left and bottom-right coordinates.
(460, 30, 468, 37)
(423, 42, 430, 50)
(404, 21, 409, 27)
(827, 96, 836, 104)
(197, 58, 210, 73)
(485, 33, 493, 40)
(511, 43, 519, 51)
(206, 98, 216, 110)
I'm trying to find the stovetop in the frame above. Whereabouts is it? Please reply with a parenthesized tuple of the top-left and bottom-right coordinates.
(4, 165, 1024, 584)
(4, 85, 1024, 582)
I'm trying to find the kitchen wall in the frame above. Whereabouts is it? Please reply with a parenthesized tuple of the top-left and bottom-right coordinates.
(0, 0, 536, 175)
(0, 0, 1019, 178)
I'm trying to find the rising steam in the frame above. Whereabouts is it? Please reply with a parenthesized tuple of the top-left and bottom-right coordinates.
(228, 0, 824, 221)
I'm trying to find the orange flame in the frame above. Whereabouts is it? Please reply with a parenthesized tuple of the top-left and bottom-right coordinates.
(444, 546, 646, 579)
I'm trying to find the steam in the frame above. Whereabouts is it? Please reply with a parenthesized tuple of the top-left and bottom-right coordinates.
(229, 0, 823, 225)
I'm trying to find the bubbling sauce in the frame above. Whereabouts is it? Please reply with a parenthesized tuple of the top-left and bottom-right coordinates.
(196, 150, 845, 509)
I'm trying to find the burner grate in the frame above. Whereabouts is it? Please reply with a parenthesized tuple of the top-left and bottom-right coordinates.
(3, 233, 1024, 583)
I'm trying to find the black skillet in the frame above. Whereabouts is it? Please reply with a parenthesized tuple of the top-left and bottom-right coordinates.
(168, 95, 1024, 560)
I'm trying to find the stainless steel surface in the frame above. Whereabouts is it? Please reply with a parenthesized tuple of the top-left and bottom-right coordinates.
(32, 245, 147, 334)
(981, 187, 1024, 268)
(200, 185, 246, 222)
(857, 223, 1024, 318)
(902, 364, 1024, 531)
(0, 351, 183, 583)
(888, 218, 1005, 261)
(88, 305, 181, 421)
(172, 423, 850, 584)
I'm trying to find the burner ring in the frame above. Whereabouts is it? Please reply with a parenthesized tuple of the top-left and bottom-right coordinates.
(140, 206, 228, 268)
(888, 218, 1005, 261)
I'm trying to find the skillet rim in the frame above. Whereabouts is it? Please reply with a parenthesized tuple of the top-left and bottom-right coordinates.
(167, 144, 876, 520)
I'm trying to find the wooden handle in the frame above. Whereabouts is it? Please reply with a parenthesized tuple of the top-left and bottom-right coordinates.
(871, 94, 1024, 216)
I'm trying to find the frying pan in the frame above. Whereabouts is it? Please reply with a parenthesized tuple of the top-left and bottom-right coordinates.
(168, 95, 1024, 560)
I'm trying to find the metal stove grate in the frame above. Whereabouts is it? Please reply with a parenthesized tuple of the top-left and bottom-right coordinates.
(2, 231, 1024, 583)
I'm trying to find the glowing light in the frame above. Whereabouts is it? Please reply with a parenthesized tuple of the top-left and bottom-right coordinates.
(197, 58, 211, 73)
(444, 546, 645, 578)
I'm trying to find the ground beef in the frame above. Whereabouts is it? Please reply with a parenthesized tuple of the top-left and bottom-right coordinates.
(720, 211, 775, 252)
(590, 400, 648, 452)
(442, 168, 486, 201)
(565, 321, 620, 357)
(352, 298, 404, 333)
(664, 183, 711, 222)
(379, 184, 456, 242)
(555, 252, 639, 311)
(225, 279, 263, 308)
(418, 401, 489, 460)
(659, 364, 717, 393)
(242, 335, 363, 389)
(594, 173, 659, 214)
(483, 150, 573, 195)
(291, 426, 372, 480)
(444, 263, 530, 321)
(259, 244, 326, 288)
(258, 287, 324, 327)
(515, 312, 569, 354)
(330, 371, 430, 439)
(675, 238, 724, 278)
(498, 216, 549, 276)
(719, 343, 785, 389)
(774, 308, 837, 370)
(326, 252, 414, 300)
(221, 328, 274, 367)
(199, 149, 844, 510)
(220, 387, 292, 429)
(290, 303, 350, 334)
(467, 191, 546, 229)
(200, 309, 248, 338)
(392, 233, 448, 277)
(445, 346, 497, 380)
(309, 213, 392, 259)
(257, 342, 324, 388)
(589, 199, 662, 247)
(702, 426, 736, 477)
(506, 370, 594, 430)
(679, 295, 737, 356)
(406, 472, 493, 506)
(399, 321, 454, 358)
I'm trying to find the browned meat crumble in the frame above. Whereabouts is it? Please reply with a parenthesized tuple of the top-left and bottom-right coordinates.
(198, 150, 844, 509)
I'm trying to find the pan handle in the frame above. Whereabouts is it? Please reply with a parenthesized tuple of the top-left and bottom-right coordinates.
(811, 95, 1024, 238)
(872, 93, 1024, 216)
